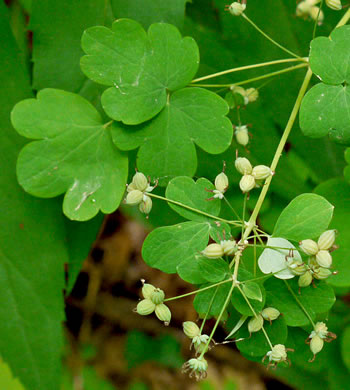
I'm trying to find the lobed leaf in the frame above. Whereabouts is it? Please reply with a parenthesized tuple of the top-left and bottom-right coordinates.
(11, 89, 128, 221)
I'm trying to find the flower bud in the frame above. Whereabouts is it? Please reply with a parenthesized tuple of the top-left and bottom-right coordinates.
(310, 6, 324, 25)
(150, 288, 165, 305)
(126, 190, 143, 205)
(139, 195, 152, 214)
(246, 88, 259, 103)
(155, 303, 171, 325)
(317, 230, 336, 250)
(316, 250, 332, 268)
(239, 174, 256, 193)
(192, 334, 210, 354)
(220, 239, 238, 255)
(313, 266, 332, 280)
(201, 243, 224, 259)
(235, 125, 249, 146)
(310, 335, 324, 355)
(299, 239, 319, 255)
(142, 283, 156, 299)
(136, 299, 156, 316)
(298, 271, 313, 287)
(248, 314, 264, 333)
(261, 307, 280, 322)
(252, 165, 272, 180)
(228, 2, 246, 16)
(215, 172, 229, 193)
(131, 172, 148, 192)
(266, 344, 287, 362)
(326, 0, 342, 10)
(314, 322, 329, 338)
(183, 321, 200, 339)
(235, 157, 252, 175)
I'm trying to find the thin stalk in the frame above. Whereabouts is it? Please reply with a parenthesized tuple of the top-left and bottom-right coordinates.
(242, 193, 247, 237)
(164, 278, 232, 302)
(284, 280, 316, 328)
(191, 58, 306, 83)
(246, 243, 300, 251)
(312, 0, 324, 39)
(254, 233, 257, 277)
(147, 193, 241, 227)
(223, 196, 243, 222)
(199, 287, 219, 333)
(242, 13, 301, 59)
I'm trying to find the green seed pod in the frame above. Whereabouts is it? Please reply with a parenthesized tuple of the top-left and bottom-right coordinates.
(252, 165, 272, 180)
(220, 239, 237, 256)
(228, 2, 246, 16)
(316, 250, 332, 268)
(150, 288, 165, 305)
(215, 172, 229, 193)
(126, 190, 143, 205)
(183, 321, 200, 339)
(310, 6, 324, 25)
(142, 283, 156, 299)
(261, 307, 280, 322)
(326, 0, 342, 10)
(239, 174, 256, 193)
(235, 157, 252, 175)
(298, 271, 313, 287)
(155, 303, 171, 325)
(310, 335, 324, 355)
(286, 258, 307, 276)
(235, 125, 249, 146)
(132, 172, 148, 192)
(267, 344, 287, 362)
(201, 243, 224, 259)
(246, 88, 259, 103)
(139, 195, 152, 214)
(248, 314, 264, 333)
(127, 182, 137, 192)
(136, 299, 156, 316)
(308, 256, 318, 267)
(192, 334, 210, 354)
(313, 266, 332, 280)
(314, 322, 329, 338)
(299, 239, 319, 255)
(317, 230, 336, 250)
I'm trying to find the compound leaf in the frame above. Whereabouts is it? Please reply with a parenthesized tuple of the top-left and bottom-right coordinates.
(81, 19, 199, 124)
(112, 88, 232, 183)
(273, 193, 334, 242)
(11, 89, 128, 221)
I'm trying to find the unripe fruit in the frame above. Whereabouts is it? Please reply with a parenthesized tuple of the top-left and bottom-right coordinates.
(127, 182, 137, 192)
(267, 344, 287, 362)
(235, 157, 252, 175)
(317, 230, 336, 250)
(201, 243, 224, 259)
(261, 307, 280, 322)
(192, 334, 210, 354)
(246, 88, 259, 103)
(132, 172, 148, 192)
(239, 174, 255, 193)
(235, 125, 249, 146)
(136, 299, 156, 316)
(298, 271, 313, 287)
(220, 239, 237, 255)
(310, 6, 324, 25)
(215, 172, 229, 193)
(183, 321, 200, 339)
(150, 288, 165, 305)
(313, 266, 332, 280)
(229, 2, 246, 16)
(155, 303, 171, 325)
(316, 250, 332, 268)
(126, 190, 143, 205)
(139, 195, 152, 214)
(252, 165, 272, 180)
(299, 239, 319, 255)
(142, 283, 156, 299)
(310, 335, 324, 355)
(248, 314, 264, 333)
(326, 0, 342, 10)
(286, 258, 307, 276)
(314, 322, 328, 338)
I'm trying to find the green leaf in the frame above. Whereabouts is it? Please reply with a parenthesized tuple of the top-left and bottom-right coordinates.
(165, 176, 220, 222)
(111, 0, 190, 30)
(273, 193, 334, 241)
(112, 87, 232, 184)
(300, 26, 350, 145)
(194, 282, 232, 317)
(265, 278, 335, 326)
(242, 282, 263, 302)
(142, 221, 211, 274)
(315, 178, 350, 287)
(31, 0, 108, 92)
(81, 19, 199, 124)
(341, 326, 350, 372)
(0, 360, 25, 390)
(11, 89, 128, 221)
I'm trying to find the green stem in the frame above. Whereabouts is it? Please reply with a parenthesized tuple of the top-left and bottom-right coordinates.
(190, 63, 308, 88)
(164, 278, 232, 302)
(284, 280, 316, 328)
(103, 120, 113, 129)
(191, 58, 306, 83)
(199, 280, 236, 358)
(246, 243, 300, 251)
(223, 196, 243, 222)
(242, 13, 302, 59)
(312, 0, 324, 39)
(199, 287, 219, 333)
(242, 193, 247, 237)
(147, 193, 241, 227)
